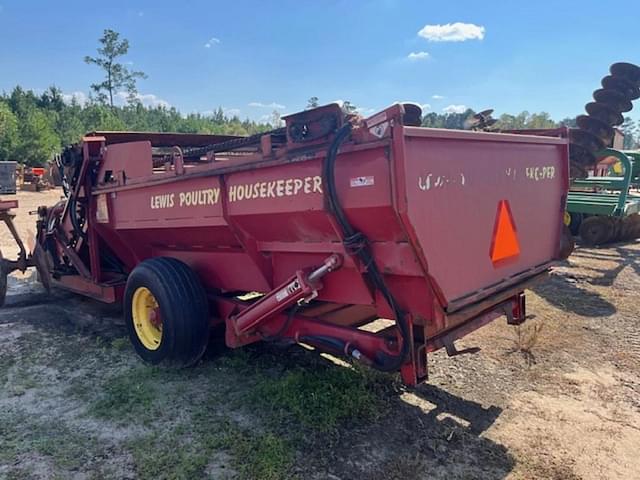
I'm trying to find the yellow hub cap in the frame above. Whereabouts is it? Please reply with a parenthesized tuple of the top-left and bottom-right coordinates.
(132, 287, 162, 350)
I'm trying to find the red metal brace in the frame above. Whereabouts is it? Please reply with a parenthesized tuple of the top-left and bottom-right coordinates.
(230, 254, 342, 338)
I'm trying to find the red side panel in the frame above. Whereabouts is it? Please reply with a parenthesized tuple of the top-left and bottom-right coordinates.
(400, 127, 568, 308)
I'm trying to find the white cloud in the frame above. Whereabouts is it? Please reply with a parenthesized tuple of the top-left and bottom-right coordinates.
(418, 22, 485, 42)
(248, 101, 286, 109)
(204, 37, 221, 48)
(62, 91, 89, 106)
(260, 112, 287, 125)
(201, 107, 241, 117)
(407, 51, 430, 61)
(443, 104, 467, 114)
(331, 99, 363, 112)
(432, 94, 445, 100)
(356, 107, 376, 115)
(62, 92, 86, 105)
(223, 107, 241, 116)
(116, 91, 171, 108)
(420, 103, 431, 111)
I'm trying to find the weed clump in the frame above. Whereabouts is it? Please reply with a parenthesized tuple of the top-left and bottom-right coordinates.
(510, 319, 544, 365)
(252, 362, 392, 431)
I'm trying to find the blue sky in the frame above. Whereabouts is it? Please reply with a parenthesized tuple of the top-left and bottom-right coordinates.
(1, 0, 639, 123)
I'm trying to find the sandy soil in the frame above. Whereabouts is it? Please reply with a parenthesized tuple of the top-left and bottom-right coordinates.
(0, 190, 639, 479)
(0, 189, 63, 260)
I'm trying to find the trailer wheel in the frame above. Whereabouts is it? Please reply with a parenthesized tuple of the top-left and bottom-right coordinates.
(0, 253, 7, 307)
(579, 216, 611, 246)
(558, 225, 575, 260)
(124, 257, 210, 366)
(567, 212, 583, 236)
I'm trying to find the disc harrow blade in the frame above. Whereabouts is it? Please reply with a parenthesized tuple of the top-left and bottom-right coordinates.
(601, 75, 640, 101)
(584, 102, 624, 126)
(576, 115, 615, 144)
(593, 88, 633, 113)
(610, 63, 640, 85)
(569, 62, 640, 180)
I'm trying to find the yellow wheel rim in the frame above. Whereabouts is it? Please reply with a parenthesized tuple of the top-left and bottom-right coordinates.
(132, 287, 162, 350)
(564, 211, 571, 226)
(612, 161, 623, 175)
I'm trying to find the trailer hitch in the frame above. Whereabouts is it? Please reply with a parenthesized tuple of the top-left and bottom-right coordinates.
(0, 201, 50, 306)
(444, 342, 481, 357)
(231, 254, 342, 337)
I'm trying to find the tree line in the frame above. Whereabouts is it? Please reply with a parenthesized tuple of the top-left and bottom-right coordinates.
(425, 109, 639, 149)
(0, 87, 271, 166)
(1, 28, 638, 166)
(3, 89, 638, 167)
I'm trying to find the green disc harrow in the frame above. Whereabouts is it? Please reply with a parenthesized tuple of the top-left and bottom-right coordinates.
(567, 148, 640, 246)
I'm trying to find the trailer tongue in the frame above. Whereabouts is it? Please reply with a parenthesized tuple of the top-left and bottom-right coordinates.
(0, 101, 571, 385)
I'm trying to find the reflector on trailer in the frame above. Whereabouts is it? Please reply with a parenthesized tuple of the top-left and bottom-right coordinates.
(490, 200, 520, 263)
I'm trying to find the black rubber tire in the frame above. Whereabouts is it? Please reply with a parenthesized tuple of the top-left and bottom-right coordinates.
(579, 216, 612, 246)
(0, 254, 6, 308)
(567, 212, 583, 236)
(558, 225, 575, 260)
(124, 257, 210, 366)
(621, 214, 640, 241)
(608, 217, 623, 243)
(632, 215, 640, 239)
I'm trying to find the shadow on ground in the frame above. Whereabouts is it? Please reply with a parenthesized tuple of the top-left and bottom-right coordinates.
(258, 346, 515, 479)
(569, 246, 640, 287)
(304, 375, 513, 480)
(532, 268, 616, 317)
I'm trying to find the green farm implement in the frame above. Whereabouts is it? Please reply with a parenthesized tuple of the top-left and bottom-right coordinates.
(567, 149, 640, 246)
(623, 150, 640, 188)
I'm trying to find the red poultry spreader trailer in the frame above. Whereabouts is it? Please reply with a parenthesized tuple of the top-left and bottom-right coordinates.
(0, 103, 572, 385)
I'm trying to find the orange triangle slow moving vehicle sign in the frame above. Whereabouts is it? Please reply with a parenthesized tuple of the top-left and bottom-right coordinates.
(490, 200, 520, 264)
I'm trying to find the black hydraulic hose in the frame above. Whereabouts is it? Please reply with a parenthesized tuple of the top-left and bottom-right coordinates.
(299, 335, 347, 356)
(68, 196, 87, 240)
(322, 123, 410, 372)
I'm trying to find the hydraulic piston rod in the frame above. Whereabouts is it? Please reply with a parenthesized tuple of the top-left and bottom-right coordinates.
(231, 254, 342, 336)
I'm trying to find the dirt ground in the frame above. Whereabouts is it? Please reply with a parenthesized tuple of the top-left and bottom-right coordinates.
(1, 190, 639, 480)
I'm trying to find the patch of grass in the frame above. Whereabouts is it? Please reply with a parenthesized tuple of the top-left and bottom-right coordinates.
(1, 359, 41, 396)
(0, 412, 21, 464)
(128, 433, 212, 480)
(218, 348, 255, 371)
(0, 410, 99, 471)
(10, 372, 40, 396)
(31, 429, 99, 470)
(228, 429, 293, 480)
(217, 344, 396, 432)
(110, 337, 130, 351)
(0, 354, 12, 385)
(4, 467, 37, 480)
(128, 416, 294, 480)
(88, 367, 157, 424)
(252, 363, 391, 431)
